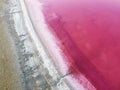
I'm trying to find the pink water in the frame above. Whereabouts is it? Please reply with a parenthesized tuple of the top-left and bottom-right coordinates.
(40, 0, 120, 90)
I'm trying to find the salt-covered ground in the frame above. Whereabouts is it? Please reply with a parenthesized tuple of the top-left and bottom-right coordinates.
(0, 0, 73, 90)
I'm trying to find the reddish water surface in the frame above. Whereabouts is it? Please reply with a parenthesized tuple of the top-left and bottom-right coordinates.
(41, 0, 120, 90)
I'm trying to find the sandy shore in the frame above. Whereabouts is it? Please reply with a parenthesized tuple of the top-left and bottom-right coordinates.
(0, 1, 23, 90)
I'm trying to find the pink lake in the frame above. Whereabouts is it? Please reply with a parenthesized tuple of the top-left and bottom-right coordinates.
(26, 0, 120, 90)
